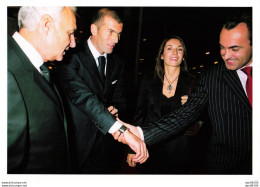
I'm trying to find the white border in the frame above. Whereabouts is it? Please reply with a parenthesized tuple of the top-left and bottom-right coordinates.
(1, 0, 260, 186)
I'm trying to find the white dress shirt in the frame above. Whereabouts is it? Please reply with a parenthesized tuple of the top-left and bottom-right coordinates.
(12, 32, 44, 74)
(87, 37, 107, 75)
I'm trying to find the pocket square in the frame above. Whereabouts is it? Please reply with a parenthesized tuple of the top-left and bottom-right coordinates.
(111, 80, 117, 84)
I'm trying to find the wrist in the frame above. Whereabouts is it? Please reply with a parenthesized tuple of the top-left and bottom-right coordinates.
(118, 125, 128, 134)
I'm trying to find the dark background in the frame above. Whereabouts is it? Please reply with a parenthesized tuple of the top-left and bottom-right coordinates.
(8, 6, 252, 120)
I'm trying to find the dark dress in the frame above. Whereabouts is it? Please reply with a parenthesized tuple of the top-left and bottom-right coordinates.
(133, 70, 207, 174)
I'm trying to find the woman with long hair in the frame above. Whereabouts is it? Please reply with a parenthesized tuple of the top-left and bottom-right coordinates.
(127, 36, 205, 174)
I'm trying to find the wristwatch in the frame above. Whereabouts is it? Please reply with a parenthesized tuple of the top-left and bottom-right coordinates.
(118, 125, 128, 134)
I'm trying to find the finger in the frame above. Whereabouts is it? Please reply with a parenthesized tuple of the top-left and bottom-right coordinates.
(133, 142, 149, 164)
(130, 159, 136, 167)
(112, 131, 121, 140)
(124, 131, 148, 164)
(107, 106, 113, 112)
(128, 138, 139, 155)
(114, 108, 118, 114)
(127, 154, 136, 167)
(118, 133, 123, 142)
(124, 131, 142, 158)
(110, 108, 118, 115)
(132, 141, 144, 162)
(127, 154, 131, 166)
(139, 147, 149, 164)
(181, 95, 188, 99)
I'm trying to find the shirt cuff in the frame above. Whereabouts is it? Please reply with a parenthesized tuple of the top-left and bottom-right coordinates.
(108, 121, 122, 134)
(137, 126, 144, 141)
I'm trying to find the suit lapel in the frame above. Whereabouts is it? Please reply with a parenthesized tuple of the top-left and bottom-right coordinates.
(104, 55, 114, 93)
(152, 76, 163, 117)
(33, 70, 64, 119)
(222, 66, 251, 111)
(9, 36, 64, 122)
(81, 44, 104, 92)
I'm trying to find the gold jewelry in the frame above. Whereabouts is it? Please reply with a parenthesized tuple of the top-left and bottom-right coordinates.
(164, 74, 179, 93)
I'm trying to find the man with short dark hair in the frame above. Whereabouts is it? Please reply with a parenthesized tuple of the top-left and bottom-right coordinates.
(56, 8, 148, 174)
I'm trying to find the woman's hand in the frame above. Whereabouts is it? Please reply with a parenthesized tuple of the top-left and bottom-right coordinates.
(181, 95, 188, 105)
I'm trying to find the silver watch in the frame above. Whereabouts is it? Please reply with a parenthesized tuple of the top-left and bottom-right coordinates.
(118, 125, 127, 133)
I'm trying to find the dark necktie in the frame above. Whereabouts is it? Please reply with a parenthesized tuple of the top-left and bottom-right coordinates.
(98, 56, 106, 84)
(40, 63, 51, 83)
(40, 63, 68, 142)
(40, 63, 61, 105)
(241, 66, 252, 107)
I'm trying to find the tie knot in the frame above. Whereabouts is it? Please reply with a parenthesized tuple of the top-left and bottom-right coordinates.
(241, 66, 252, 77)
(40, 63, 51, 82)
(40, 63, 50, 73)
(98, 56, 106, 66)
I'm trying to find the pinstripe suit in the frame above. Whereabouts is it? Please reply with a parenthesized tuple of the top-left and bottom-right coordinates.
(55, 43, 126, 173)
(142, 62, 252, 174)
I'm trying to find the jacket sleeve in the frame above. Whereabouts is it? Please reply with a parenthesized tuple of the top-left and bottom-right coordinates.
(56, 55, 116, 135)
(142, 71, 209, 146)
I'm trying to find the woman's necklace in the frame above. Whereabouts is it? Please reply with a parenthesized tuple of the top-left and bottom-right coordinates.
(164, 73, 179, 93)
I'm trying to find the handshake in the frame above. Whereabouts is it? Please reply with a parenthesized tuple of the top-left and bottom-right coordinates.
(111, 118, 149, 166)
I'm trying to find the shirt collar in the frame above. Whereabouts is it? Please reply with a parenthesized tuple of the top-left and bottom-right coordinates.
(12, 32, 44, 73)
(237, 63, 253, 71)
(87, 36, 107, 61)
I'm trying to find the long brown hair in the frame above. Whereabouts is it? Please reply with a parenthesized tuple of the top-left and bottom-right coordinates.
(154, 36, 188, 81)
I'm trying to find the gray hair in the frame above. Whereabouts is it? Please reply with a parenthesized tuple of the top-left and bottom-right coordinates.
(18, 6, 76, 31)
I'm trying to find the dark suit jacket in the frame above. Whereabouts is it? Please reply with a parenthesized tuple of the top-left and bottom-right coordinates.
(8, 36, 69, 174)
(142, 62, 252, 174)
(56, 42, 126, 169)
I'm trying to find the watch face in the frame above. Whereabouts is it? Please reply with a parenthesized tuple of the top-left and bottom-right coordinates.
(119, 125, 127, 133)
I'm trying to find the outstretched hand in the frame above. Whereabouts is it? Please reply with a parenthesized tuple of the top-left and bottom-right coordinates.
(181, 95, 188, 105)
(112, 119, 148, 164)
(123, 130, 148, 163)
(107, 106, 118, 118)
(117, 118, 141, 138)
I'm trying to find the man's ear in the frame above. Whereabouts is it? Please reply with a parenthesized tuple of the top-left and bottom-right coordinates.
(40, 14, 54, 34)
(90, 24, 98, 36)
